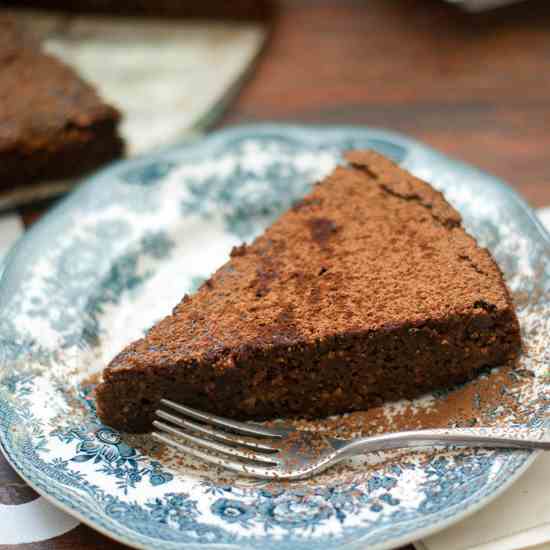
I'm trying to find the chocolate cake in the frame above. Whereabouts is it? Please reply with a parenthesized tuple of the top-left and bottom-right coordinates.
(95, 151, 522, 433)
(0, 16, 124, 191)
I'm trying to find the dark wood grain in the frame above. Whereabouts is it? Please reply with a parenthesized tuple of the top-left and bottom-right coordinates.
(1, 0, 274, 21)
(0, 525, 126, 550)
(220, 0, 550, 209)
(2, 2, 550, 550)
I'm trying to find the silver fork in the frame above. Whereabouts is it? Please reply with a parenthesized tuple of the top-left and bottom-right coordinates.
(152, 399, 550, 480)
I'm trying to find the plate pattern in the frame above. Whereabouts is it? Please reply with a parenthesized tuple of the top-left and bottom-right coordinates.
(0, 125, 548, 550)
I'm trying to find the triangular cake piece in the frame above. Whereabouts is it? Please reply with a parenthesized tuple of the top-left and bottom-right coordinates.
(0, 16, 123, 194)
(96, 151, 521, 433)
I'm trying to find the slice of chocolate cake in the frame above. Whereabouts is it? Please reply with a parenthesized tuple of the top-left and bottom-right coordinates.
(0, 16, 124, 192)
(95, 151, 521, 433)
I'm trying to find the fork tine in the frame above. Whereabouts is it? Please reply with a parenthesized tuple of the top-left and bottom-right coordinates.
(156, 409, 277, 452)
(153, 420, 280, 465)
(160, 399, 284, 438)
(152, 432, 279, 479)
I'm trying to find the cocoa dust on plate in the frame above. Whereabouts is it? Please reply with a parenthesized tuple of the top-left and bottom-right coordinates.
(75, 352, 541, 492)
(73, 286, 548, 491)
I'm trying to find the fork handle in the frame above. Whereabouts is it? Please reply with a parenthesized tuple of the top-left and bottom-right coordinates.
(338, 427, 550, 458)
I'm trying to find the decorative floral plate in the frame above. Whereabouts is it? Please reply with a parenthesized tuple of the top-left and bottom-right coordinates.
(0, 125, 548, 550)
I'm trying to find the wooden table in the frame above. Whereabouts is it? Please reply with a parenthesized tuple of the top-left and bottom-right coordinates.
(3, 0, 550, 549)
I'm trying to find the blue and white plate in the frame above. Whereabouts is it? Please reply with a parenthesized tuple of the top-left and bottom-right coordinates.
(0, 125, 548, 550)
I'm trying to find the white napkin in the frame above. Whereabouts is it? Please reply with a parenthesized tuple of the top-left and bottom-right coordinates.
(417, 207, 550, 550)
(11, 10, 266, 155)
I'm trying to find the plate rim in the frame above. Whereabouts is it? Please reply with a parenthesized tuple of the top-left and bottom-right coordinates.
(0, 123, 548, 550)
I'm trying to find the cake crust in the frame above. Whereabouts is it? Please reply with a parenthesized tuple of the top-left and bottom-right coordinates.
(96, 151, 521, 433)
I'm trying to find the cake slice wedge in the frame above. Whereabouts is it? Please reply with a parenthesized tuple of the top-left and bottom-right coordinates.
(95, 150, 521, 433)
(0, 15, 124, 193)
